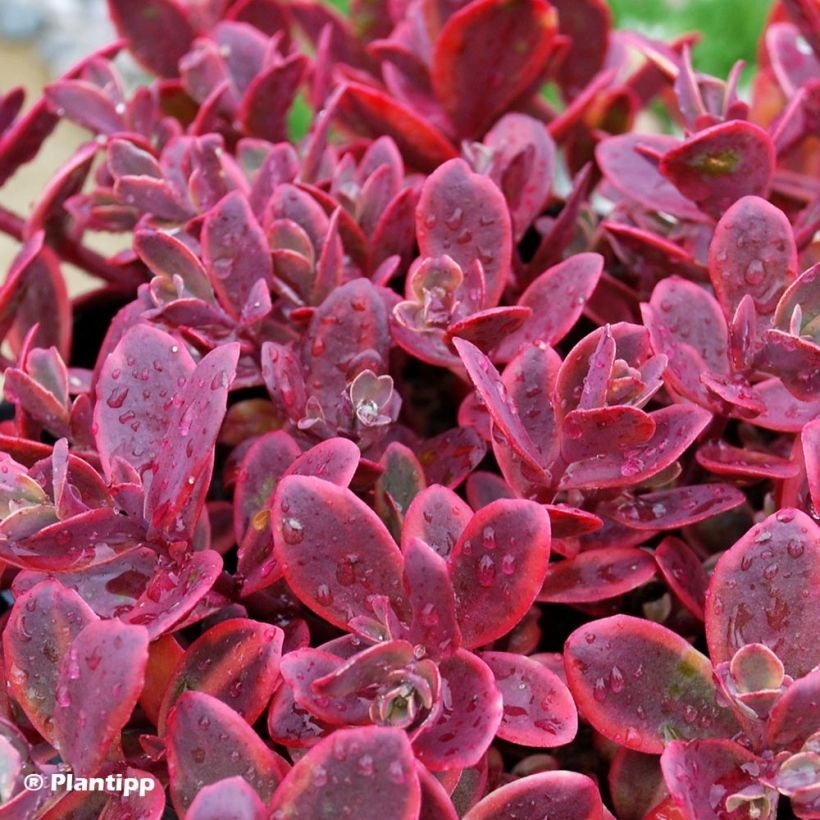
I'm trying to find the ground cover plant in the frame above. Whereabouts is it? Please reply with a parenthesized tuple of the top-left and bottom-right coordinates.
(0, 0, 817, 817)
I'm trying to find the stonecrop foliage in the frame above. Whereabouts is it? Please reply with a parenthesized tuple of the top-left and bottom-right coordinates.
(0, 0, 817, 817)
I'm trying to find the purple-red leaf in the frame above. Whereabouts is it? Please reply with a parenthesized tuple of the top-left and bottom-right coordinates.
(187, 777, 266, 820)
(705, 509, 820, 678)
(660, 121, 775, 220)
(431, 0, 558, 138)
(417, 160, 512, 307)
(463, 771, 606, 820)
(565, 615, 740, 753)
(538, 547, 656, 604)
(482, 651, 577, 747)
(402, 485, 472, 560)
(53, 620, 149, 776)
(655, 536, 708, 621)
(448, 498, 550, 648)
(269, 726, 421, 818)
(272, 476, 408, 629)
(166, 691, 290, 815)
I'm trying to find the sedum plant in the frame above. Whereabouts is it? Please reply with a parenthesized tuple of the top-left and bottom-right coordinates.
(0, 0, 816, 817)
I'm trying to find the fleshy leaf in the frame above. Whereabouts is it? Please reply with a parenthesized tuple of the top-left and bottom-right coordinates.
(187, 777, 267, 820)
(708, 196, 798, 324)
(705, 509, 820, 678)
(601, 484, 745, 531)
(53, 620, 149, 776)
(482, 651, 577, 747)
(767, 668, 820, 751)
(272, 476, 407, 629)
(94, 324, 195, 478)
(565, 615, 740, 754)
(463, 771, 606, 820)
(431, 0, 558, 139)
(448, 498, 550, 648)
(416, 160, 512, 307)
(659, 121, 775, 220)
(538, 547, 656, 604)
(655, 536, 708, 621)
(268, 726, 421, 818)
(402, 485, 472, 560)
(3, 580, 97, 742)
(167, 692, 289, 815)
(157, 618, 283, 733)
(412, 650, 502, 771)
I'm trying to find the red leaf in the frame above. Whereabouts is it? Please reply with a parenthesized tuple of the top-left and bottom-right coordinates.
(107, 0, 196, 78)
(202, 192, 273, 319)
(402, 485, 472, 560)
(538, 547, 656, 604)
(157, 618, 283, 733)
(655, 536, 708, 621)
(53, 620, 149, 776)
(705, 509, 820, 678)
(166, 691, 289, 815)
(94, 324, 195, 478)
(562, 406, 656, 464)
(660, 122, 775, 220)
(417, 427, 488, 490)
(338, 82, 457, 172)
(187, 776, 266, 820)
(552, 0, 612, 99)
(272, 476, 408, 629)
(767, 668, 820, 751)
(2, 580, 97, 743)
(122, 550, 223, 639)
(448, 498, 551, 648)
(495, 254, 604, 360)
(431, 0, 558, 138)
(463, 771, 606, 820)
(609, 748, 667, 820)
(413, 650, 502, 771)
(269, 726, 421, 817)
(565, 615, 740, 753)
(559, 405, 712, 490)
(417, 160, 512, 307)
(659, 740, 770, 820)
(601, 484, 746, 531)
(482, 651, 577, 747)
(44, 81, 124, 135)
(708, 196, 798, 324)
(145, 343, 239, 543)
(696, 440, 799, 481)
(240, 54, 308, 142)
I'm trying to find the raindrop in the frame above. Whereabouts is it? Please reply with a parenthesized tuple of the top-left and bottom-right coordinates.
(281, 518, 305, 545)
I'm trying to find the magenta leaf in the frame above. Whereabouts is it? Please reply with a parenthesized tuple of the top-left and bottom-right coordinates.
(416, 160, 511, 307)
(202, 192, 273, 319)
(187, 776, 267, 820)
(559, 405, 712, 490)
(708, 196, 798, 325)
(284, 437, 361, 486)
(705, 509, 820, 678)
(463, 771, 606, 820)
(166, 691, 290, 815)
(107, 0, 195, 77)
(145, 343, 239, 543)
(417, 427, 488, 490)
(402, 485, 472, 560)
(767, 668, 820, 751)
(122, 550, 223, 639)
(565, 615, 740, 753)
(655, 537, 708, 620)
(448, 498, 550, 648)
(53, 620, 149, 776)
(338, 82, 457, 172)
(454, 338, 549, 486)
(660, 121, 775, 220)
(561, 406, 656, 464)
(538, 547, 656, 604)
(272, 475, 407, 629)
(696, 440, 799, 481)
(601, 484, 745, 531)
(595, 134, 707, 222)
(402, 537, 461, 659)
(482, 651, 577, 747)
(431, 0, 558, 138)
(157, 618, 283, 733)
(94, 324, 195, 478)
(269, 726, 421, 818)
(495, 254, 604, 360)
(660, 740, 772, 820)
(412, 650, 502, 771)
(3, 580, 97, 743)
